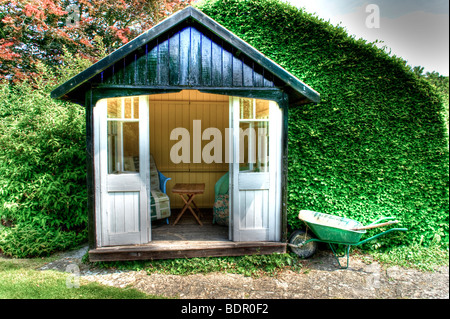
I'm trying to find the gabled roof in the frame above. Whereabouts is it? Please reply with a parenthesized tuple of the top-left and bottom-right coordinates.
(51, 6, 319, 105)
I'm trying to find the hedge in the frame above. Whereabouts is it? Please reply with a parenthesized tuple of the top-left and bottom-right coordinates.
(197, 0, 449, 249)
(0, 81, 88, 258)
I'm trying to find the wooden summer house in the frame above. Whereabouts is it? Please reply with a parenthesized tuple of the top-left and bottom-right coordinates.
(51, 6, 320, 262)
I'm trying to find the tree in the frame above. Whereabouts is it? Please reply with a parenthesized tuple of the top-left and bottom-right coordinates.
(0, 0, 190, 83)
(423, 71, 449, 96)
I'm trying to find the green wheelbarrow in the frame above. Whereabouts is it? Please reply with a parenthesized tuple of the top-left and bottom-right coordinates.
(288, 210, 408, 269)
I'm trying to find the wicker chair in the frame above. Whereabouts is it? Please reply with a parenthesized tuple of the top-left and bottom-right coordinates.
(149, 154, 171, 224)
(212, 172, 229, 226)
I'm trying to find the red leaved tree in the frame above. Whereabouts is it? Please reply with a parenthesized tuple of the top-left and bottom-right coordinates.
(0, 0, 191, 83)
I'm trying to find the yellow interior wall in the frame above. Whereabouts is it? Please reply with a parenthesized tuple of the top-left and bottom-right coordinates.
(149, 90, 229, 208)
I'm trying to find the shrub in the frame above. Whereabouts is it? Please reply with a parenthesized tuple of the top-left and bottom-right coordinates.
(197, 0, 449, 250)
(0, 79, 88, 257)
(0, 221, 87, 258)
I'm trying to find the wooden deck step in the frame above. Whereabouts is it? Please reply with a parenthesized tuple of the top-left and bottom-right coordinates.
(89, 209, 286, 262)
(89, 240, 286, 262)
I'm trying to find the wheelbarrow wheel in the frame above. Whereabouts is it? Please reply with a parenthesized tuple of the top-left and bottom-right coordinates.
(289, 229, 318, 259)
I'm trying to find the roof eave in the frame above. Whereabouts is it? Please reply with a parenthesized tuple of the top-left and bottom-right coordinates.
(51, 8, 192, 100)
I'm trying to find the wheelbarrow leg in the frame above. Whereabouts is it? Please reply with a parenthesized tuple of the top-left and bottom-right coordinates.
(329, 244, 351, 269)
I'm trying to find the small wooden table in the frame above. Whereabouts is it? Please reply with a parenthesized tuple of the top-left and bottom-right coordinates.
(172, 183, 205, 226)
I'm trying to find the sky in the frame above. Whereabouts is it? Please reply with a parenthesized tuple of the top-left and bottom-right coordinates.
(285, 0, 449, 75)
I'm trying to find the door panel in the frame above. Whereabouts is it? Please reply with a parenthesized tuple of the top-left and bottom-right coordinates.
(231, 97, 282, 242)
(238, 173, 270, 190)
(95, 96, 150, 247)
(107, 191, 140, 236)
(107, 175, 142, 192)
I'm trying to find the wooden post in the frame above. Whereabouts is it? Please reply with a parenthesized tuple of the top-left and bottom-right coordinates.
(280, 93, 289, 243)
(85, 89, 97, 250)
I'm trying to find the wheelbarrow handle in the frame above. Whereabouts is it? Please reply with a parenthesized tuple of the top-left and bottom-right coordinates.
(368, 216, 397, 225)
(356, 227, 408, 245)
(350, 220, 399, 231)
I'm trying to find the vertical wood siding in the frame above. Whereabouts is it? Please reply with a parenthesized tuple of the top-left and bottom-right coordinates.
(149, 91, 229, 208)
(239, 190, 269, 230)
(96, 25, 275, 89)
(108, 192, 140, 234)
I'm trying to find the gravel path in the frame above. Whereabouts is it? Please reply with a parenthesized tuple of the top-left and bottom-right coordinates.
(39, 244, 449, 299)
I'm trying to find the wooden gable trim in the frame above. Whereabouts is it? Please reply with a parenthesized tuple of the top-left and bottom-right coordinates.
(51, 7, 319, 105)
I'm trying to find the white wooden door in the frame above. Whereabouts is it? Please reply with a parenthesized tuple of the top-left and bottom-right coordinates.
(95, 96, 150, 246)
(230, 97, 282, 242)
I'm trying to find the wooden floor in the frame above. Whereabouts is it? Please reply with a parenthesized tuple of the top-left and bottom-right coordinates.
(151, 208, 228, 241)
(89, 209, 286, 262)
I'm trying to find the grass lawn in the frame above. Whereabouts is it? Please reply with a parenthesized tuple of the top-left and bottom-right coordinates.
(0, 256, 164, 299)
(0, 241, 447, 299)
